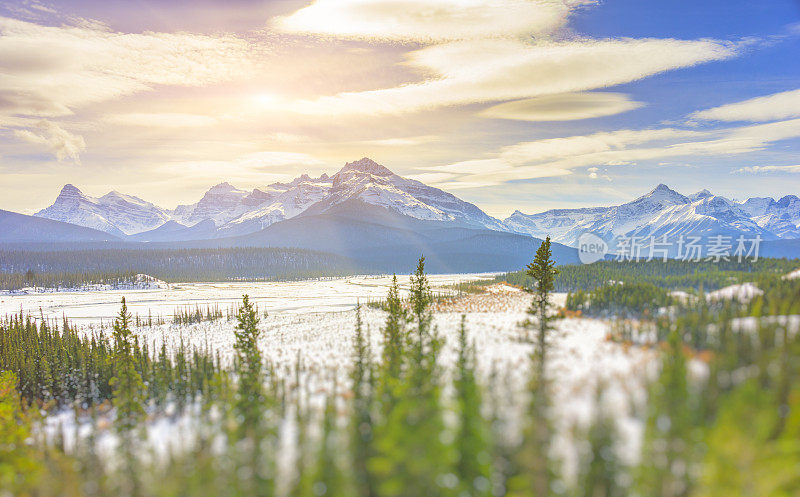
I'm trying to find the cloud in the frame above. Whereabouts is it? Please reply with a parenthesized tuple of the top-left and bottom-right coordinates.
(587, 166, 611, 180)
(0, 17, 255, 115)
(274, 0, 584, 42)
(13, 120, 86, 162)
(479, 92, 643, 121)
(417, 118, 800, 188)
(156, 151, 328, 187)
(690, 88, 800, 122)
(288, 38, 739, 116)
(732, 164, 800, 174)
(0, 15, 257, 155)
(106, 113, 219, 128)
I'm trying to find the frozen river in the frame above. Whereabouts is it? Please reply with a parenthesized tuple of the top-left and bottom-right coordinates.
(0, 274, 492, 324)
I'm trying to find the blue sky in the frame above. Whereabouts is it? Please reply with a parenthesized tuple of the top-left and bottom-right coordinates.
(0, 0, 798, 217)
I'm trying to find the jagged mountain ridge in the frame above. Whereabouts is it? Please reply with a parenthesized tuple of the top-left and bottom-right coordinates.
(35, 185, 170, 236)
(32, 159, 799, 246)
(35, 158, 505, 239)
(504, 183, 796, 246)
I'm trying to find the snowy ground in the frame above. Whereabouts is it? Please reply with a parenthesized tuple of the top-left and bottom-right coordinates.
(1, 273, 169, 296)
(36, 280, 655, 484)
(0, 273, 493, 324)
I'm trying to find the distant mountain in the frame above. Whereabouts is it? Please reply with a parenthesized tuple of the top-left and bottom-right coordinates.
(740, 195, 800, 239)
(0, 209, 120, 243)
(129, 219, 218, 242)
(35, 185, 169, 236)
(505, 184, 793, 247)
(180, 200, 580, 272)
(34, 158, 505, 240)
(300, 158, 505, 231)
(16, 160, 800, 265)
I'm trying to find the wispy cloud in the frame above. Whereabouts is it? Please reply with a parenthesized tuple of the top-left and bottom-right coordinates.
(479, 92, 643, 122)
(418, 118, 800, 188)
(285, 38, 739, 116)
(105, 113, 220, 128)
(274, 0, 585, 42)
(691, 88, 800, 122)
(0, 15, 258, 161)
(733, 164, 800, 174)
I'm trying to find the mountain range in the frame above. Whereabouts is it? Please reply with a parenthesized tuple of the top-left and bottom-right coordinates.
(505, 184, 800, 247)
(1, 157, 797, 269)
(34, 158, 504, 240)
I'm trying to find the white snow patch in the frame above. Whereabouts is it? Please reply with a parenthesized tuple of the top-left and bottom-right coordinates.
(706, 282, 763, 302)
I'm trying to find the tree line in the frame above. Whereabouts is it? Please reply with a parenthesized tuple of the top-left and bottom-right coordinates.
(0, 247, 362, 290)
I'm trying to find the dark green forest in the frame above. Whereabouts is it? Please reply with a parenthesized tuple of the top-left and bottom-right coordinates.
(0, 247, 360, 290)
(498, 258, 799, 292)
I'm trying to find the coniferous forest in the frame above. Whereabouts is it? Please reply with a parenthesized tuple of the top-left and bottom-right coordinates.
(0, 247, 359, 290)
(1, 243, 799, 497)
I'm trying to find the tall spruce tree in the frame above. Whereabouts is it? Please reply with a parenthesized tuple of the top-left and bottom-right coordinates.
(350, 304, 376, 497)
(576, 385, 625, 497)
(454, 315, 492, 497)
(233, 294, 265, 437)
(637, 328, 693, 497)
(109, 297, 146, 497)
(508, 237, 561, 497)
(232, 294, 273, 496)
(371, 257, 453, 497)
(381, 274, 407, 390)
(110, 297, 146, 435)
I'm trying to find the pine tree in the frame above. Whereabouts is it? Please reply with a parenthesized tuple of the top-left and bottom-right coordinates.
(110, 297, 146, 436)
(576, 385, 625, 497)
(371, 257, 453, 497)
(232, 294, 273, 496)
(109, 297, 146, 497)
(508, 237, 561, 497)
(637, 329, 694, 497)
(350, 304, 376, 497)
(381, 274, 407, 391)
(410, 256, 433, 356)
(314, 387, 346, 497)
(233, 294, 265, 438)
(454, 315, 492, 497)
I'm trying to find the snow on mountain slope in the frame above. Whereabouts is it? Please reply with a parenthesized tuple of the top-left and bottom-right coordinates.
(217, 178, 331, 236)
(35, 184, 169, 236)
(741, 195, 800, 239)
(165, 159, 506, 236)
(170, 182, 251, 227)
(505, 184, 779, 247)
(305, 158, 505, 229)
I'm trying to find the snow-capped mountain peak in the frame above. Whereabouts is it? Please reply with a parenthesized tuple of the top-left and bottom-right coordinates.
(337, 157, 394, 177)
(504, 184, 794, 247)
(57, 183, 84, 199)
(636, 183, 689, 205)
(688, 189, 713, 201)
(36, 185, 169, 236)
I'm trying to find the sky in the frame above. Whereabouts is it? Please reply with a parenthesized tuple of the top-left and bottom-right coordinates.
(0, 0, 799, 218)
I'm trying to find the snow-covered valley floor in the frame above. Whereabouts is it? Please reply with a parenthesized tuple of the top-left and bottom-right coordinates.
(26, 277, 656, 483)
(0, 274, 493, 324)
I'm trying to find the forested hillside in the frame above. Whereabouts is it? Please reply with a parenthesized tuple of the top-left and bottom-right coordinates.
(0, 247, 361, 290)
(498, 258, 800, 292)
